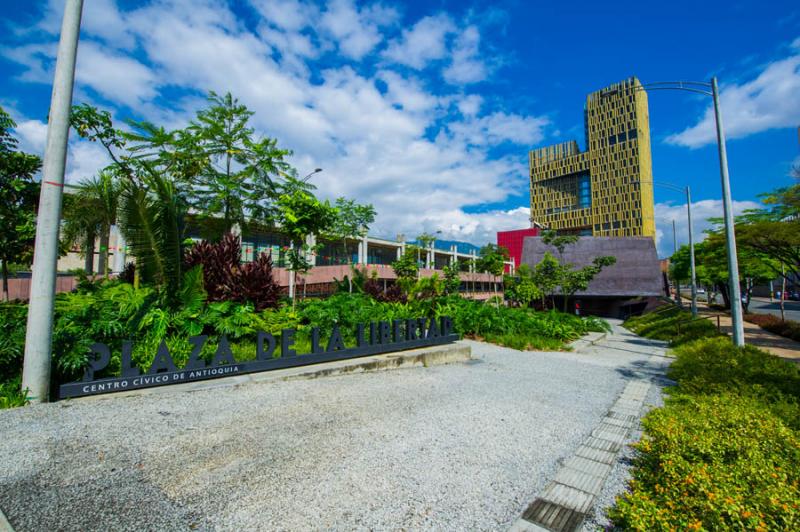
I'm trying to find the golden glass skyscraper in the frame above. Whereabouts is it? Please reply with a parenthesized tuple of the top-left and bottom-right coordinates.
(529, 77, 655, 238)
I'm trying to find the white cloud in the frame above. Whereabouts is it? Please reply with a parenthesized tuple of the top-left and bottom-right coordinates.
(249, 0, 317, 32)
(457, 94, 483, 117)
(666, 51, 800, 148)
(654, 199, 761, 257)
(14, 119, 48, 154)
(383, 14, 455, 69)
(443, 25, 487, 85)
(6, 0, 548, 247)
(75, 41, 158, 107)
(319, 0, 396, 60)
(449, 112, 549, 146)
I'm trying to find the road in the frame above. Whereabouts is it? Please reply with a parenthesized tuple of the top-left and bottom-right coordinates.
(747, 297, 800, 322)
(0, 328, 669, 531)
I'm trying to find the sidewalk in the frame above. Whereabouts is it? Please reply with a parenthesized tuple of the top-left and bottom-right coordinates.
(693, 300, 800, 364)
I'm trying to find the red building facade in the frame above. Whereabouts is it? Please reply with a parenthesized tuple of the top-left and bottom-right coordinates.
(497, 227, 540, 273)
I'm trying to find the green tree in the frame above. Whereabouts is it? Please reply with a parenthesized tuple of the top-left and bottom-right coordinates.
(504, 263, 541, 307)
(71, 104, 190, 298)
(416, 232, 436, 269)
(531, 252, 561, 309)
(328, 197, 376, 292)
(442, 263, 462, 295)
(477, 244, 509, 306)
(275, 190, 336, 304)
(392, 248, 419, 280)
(64, 171, 120, 277)
(0, 106, 41, 300)
(691, 229, 778, 312)
(186, 92, 293, 232)
(539, 231, 616, 311)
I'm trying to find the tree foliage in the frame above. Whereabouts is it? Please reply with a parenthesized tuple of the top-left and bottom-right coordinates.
(0, 106, 41, 300)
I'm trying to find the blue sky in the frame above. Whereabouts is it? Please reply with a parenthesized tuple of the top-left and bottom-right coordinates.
(1, 0, 799, 256)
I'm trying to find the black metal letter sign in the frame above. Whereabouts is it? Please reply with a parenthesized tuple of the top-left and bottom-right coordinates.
(59, 317, 457, 399)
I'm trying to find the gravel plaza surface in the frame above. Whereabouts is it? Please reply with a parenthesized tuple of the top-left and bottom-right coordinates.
(0, 323, 669, 531)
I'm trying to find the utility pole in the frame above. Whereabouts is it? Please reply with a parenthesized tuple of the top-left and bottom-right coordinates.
(711, 77, 745, 346)
(686, 186, 698, 317)
(21, 0, 84, 403)
(672, 219, 681, 307)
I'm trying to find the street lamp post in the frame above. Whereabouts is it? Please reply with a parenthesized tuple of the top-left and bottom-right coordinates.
(711, 78, 745, 346)
(653, 181, 697, 317)
(607, 78, 744, 345)
(21, 0, 84, 403)
(672, 219, 681, 307)
(301, 168, 323, 183)
(686, 185, 698, 317)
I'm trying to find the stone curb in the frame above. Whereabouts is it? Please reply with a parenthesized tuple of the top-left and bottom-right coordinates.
(508, 354, 659, 532)
(566, 331, 608, 353)
(69, 342, 473, 403)
(0, 507, 13, 532)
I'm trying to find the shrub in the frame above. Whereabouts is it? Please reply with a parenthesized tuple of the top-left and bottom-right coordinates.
(0, 303, 26, 382)
(670, 337, 800, 429)
(0, 377, 29, 409)
(183, 233, 280, 311)
(609, 393, 800, 531)
(745, 313, 800, 342)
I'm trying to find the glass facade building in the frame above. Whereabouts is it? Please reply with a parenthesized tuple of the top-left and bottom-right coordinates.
(529, 77, 656, 238)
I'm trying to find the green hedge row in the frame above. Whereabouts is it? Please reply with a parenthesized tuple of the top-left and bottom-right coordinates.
(613, 315, 800, 530)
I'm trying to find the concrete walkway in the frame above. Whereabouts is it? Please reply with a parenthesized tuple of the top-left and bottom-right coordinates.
(0, 330, 668, 531)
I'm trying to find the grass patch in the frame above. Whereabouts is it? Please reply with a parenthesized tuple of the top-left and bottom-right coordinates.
(625, 306, 721, 346)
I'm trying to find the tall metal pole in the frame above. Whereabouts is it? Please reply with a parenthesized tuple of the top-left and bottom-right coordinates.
(686, 186, 698, 317)
(672, 219, 681, 307)
(711, 77, 745, 346)
(21, 0, 84, 403)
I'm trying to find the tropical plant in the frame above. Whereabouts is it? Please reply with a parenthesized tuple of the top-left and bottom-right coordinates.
(476, 243, 509, 305)
(327, 197, 376, 292)
(441, 264, 462, 295)
(0, 105, 41, 300)
(62, 171, 121, 277)
(392, 248, 419, 281)
(275, 190, 336, 303)
(183, 233, 281, 311)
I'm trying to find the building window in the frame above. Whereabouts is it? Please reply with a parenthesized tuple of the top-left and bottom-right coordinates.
(578, 174, 592, 209)
(628, 128, 638, 140)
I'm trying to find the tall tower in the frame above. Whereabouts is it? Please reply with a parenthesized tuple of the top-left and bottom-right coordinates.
(529, 77, 655, 238)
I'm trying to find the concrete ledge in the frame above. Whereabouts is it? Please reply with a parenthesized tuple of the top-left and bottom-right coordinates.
(567, 331, 608, 352)
(71, 342, 473, 403)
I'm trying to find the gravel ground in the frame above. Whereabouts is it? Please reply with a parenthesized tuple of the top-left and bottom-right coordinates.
(0, 329, 667, 532)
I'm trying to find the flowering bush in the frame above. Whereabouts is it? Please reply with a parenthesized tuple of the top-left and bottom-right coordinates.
(609, 394, 800, 531)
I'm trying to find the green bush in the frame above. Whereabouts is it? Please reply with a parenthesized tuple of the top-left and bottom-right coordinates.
(669, 337, 800, 430)
(610, 326, 800, 529)
(0, 303, 27, 382)
(745, 313, 800, 342)
(0, 377, 29, 409)
(609, 393, 800, 531)
(625, 306, 720, 346)
(0, 283, 609, 408)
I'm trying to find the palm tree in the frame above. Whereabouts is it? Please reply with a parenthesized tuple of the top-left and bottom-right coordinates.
(62, 171, 120, 277)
